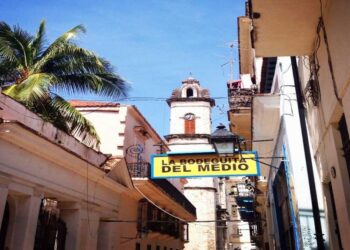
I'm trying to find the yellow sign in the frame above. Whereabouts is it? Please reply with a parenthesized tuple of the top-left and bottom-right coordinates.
(151, 152, 260, 178)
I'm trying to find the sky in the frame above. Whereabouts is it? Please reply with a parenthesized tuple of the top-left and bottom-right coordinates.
(1, 0, 246, 137)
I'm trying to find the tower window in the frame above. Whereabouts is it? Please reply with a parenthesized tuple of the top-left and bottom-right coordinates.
(186, 88, 194, 98)
(184, 113, 195, 134)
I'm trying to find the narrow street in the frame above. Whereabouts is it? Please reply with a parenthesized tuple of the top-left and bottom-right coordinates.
(1, 0, 350, 249)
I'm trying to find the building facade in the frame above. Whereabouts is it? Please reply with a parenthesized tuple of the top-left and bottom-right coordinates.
(236, 1, 350, 248)
(73, 101, 196, 250)
(0, 93, 132, 250)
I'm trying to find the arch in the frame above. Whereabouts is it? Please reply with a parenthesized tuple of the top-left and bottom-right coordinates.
(186, 88, 194, 98)
(181, 87, 198, 98)
(34, 198, 67, 250)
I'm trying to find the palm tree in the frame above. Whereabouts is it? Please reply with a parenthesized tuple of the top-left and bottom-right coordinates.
(0, 21, 128, 147)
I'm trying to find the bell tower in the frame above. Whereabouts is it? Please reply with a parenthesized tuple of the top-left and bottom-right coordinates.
(165, 76, 218, 250)
(165, 76, 215, 152)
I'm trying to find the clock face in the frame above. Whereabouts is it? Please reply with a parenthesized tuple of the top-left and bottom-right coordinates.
(184, 113, 195, 120)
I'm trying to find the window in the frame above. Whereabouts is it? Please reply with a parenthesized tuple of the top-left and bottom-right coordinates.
(181, 223, 189, 242)
(156, 246, 160, 250)
(338, 115, 350, 179)
(184, 113, 195, 134)
(135, 243, 140, 250)
(186, 88, 194, 97)
(147, 245, 152, 250)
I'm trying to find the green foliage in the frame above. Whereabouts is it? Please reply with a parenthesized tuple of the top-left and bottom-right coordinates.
(0, 20, 129, 147)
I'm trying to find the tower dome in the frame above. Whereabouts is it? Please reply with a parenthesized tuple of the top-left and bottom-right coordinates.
(167, 76, 215, 106)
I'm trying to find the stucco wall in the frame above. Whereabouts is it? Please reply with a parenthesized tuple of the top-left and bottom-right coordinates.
(80, 106, 127, 157)
(296, 2, 350, 247)
(183, 188, 216, 250)
(0, 131, 123, 249)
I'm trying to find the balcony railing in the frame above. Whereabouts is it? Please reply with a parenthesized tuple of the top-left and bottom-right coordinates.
(128, 161, 151, 178)
(250, 221, 263, 246)
(127, 161, 197, 217)
(228, 88, 255, 110)
(137, 199, 189, 241)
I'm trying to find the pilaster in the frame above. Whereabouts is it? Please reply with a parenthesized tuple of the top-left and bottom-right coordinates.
(0, 186, 8, 228)
(8, 195, 41, 250)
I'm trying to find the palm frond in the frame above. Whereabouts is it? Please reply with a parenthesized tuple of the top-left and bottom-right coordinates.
(0, 21, 128, 149)
(0, 22, 19, 63)
(0, 22, 33, 68)
(12, 24, 33, 67)
(3, 73, 54, 104)
(27, 96, 71, 134)
(55, 24, 86, 43)
(30, 20, 46, 60)
(0, 58, 19, 85)
(42, 25, 86, 58)
(53, 72, 128, 99)
(32, 42, 129, 98)
(50, 95, 100, 147)
(33, 41, 96, 72)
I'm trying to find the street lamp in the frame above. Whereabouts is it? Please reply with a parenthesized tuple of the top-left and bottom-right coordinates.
(210, 124, 240, 155)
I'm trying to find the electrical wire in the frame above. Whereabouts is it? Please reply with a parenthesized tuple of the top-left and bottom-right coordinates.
(100, 219, 254, 223)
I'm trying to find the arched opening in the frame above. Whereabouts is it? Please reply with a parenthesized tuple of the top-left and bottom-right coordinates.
(0, 201, 10, 249)
(34, 198, 67, 250)
(186, 88, 194, 98)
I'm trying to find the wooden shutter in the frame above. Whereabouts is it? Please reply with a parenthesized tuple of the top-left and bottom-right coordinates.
(185, 119, 195, 134)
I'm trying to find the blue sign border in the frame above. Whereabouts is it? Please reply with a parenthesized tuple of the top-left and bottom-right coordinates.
(150, 150, 261, 179)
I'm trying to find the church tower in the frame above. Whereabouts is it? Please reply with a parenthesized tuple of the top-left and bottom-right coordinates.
(165, 76, 218, 250)
(165, 76, 215, 151)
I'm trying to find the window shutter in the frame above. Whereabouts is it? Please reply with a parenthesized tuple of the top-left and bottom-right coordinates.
(185, 119, 195, 134)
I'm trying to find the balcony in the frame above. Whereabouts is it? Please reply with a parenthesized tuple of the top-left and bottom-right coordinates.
(249, 221, 264, 247)
(235, 196, 254, 209)
(250, 0, 319, 57)
(127, 161, 196, 221)
(138, 199, 189, 241)
(228, 88, 254, 111)
(128, 161, 150, 178)
(238, 208, 255, 222)
(227, 87, 254, 150)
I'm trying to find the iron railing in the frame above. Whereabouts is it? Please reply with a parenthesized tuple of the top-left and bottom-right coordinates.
(228, 88, 254, 110)
(137, 199, 189, 241)
(128, 162, 151, 178)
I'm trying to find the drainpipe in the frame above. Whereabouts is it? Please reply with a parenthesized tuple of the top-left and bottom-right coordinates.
(291, 56, 325, 249)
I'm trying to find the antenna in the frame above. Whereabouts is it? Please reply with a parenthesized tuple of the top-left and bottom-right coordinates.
(221, 41, 238, 81)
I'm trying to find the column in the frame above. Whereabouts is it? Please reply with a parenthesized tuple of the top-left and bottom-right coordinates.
(97, 220, 119, 249)
(0, 186, 8, 228)
(59, 202, 82, 250)
(59, 202, 101, 250)
(8, 195, 41, 250)
(79, 209, 100, 250)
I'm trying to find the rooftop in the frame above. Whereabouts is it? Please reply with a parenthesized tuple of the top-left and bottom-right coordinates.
(70, 100, 120, 107)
